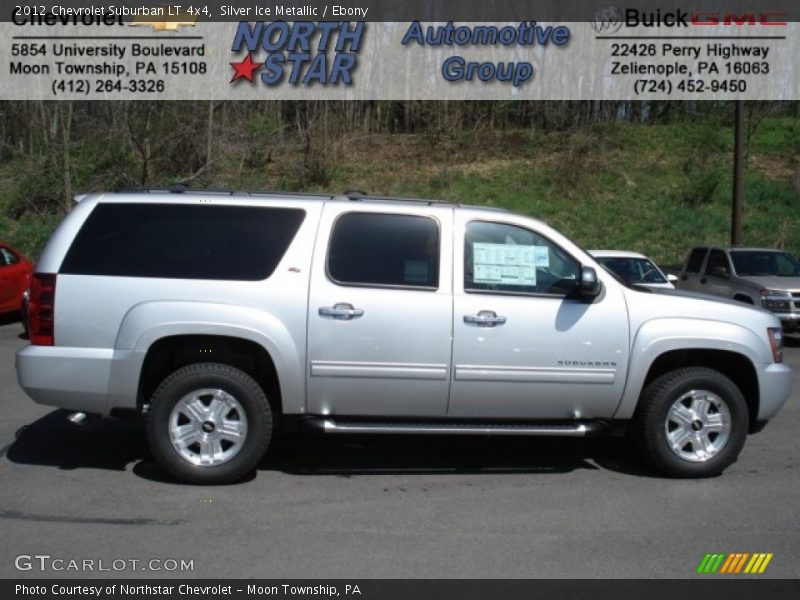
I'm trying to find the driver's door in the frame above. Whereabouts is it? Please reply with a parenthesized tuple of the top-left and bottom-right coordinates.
(703, 248, 733, 297)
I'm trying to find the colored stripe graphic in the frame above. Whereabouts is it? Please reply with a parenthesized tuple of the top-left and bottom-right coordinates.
(720, 554, 736, 573)
(697, 554, 712, 574)
(734, 553, 749, 574)
(698, 553, 727, 573)
(758, 554, 773, 573)
(745, 554, 760, 573)
(697, 552, 772, 574)
(710, 553, 726, 573)
(697, 552, 774, 575)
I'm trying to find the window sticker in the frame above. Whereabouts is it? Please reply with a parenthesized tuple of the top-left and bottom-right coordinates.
(534, 246, 550, 267)
(473, 242, 536, 286)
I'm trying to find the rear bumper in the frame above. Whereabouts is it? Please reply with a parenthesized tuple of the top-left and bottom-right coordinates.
(15, 345, 113, 414)
(757, 362, 793, 421)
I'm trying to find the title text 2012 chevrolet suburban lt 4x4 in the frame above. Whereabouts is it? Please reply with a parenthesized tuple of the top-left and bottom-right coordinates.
(16, 190, 792, 483)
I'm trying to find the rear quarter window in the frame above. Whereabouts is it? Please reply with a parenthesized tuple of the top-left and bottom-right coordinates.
(60, 203, 305, 280)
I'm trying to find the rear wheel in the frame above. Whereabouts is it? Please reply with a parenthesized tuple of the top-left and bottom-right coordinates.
(637, 367, 748, 478)
(146, 363, 273, 484)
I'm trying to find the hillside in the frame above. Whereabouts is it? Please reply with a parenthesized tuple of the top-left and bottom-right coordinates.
(1, 108, 798, 264)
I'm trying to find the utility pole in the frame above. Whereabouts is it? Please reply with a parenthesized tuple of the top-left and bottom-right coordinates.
(731, 101, 743, 245)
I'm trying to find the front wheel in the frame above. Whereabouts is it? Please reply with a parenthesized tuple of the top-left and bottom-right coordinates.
(146, 363, 273, 484)
(636, 367, 748, 478)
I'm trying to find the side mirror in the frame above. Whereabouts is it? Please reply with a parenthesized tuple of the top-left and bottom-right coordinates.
(579, 266, 601, 300)
(667, 273, 679, 283)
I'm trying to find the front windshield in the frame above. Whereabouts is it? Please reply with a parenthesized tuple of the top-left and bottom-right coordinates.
(730, 251, 800, 277)
(596, 257, 667, 284)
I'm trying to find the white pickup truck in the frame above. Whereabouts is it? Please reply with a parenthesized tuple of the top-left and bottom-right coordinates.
(16, 190, 792, 483)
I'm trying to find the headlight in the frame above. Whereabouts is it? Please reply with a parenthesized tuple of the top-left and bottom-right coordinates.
(760, 289, 792, 311)
(767, 327, 784, 363)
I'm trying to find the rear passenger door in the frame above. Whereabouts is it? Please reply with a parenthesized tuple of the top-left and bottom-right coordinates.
(306, 203, 453, 417)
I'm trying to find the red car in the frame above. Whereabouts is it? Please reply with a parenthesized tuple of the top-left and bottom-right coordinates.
(0, 241, 33, 316)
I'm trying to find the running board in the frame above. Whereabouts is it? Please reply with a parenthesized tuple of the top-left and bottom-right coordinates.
(317, 419, 603, 437)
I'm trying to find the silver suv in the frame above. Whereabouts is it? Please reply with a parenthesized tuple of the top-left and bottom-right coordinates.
(15, 190, 792, 483)
(678, 246, 800, 331)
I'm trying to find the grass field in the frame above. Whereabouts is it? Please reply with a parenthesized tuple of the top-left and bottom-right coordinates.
(2, 116, 799, 264)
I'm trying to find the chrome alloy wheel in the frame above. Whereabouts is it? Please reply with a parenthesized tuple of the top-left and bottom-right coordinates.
(168, 389, 248, 466)
(664, 389, 731, 463)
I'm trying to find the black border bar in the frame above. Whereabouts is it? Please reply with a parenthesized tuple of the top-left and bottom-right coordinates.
(3, 1, 800, 22)
(4, 580, 800, 600)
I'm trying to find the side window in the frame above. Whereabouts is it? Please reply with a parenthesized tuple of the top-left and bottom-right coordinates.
(60, 204, 305, 280)
(327, 212, 439, 289)
(705, 250, 730, 277)
(464, 221, 580, 296)
(686, 248, 707, 274)
(775, 253, 800, 276)
(0, 247, 19, 266)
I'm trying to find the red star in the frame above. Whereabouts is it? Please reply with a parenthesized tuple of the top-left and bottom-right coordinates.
(230, 53, 263, 83)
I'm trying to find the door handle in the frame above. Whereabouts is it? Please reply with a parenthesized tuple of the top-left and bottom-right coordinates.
(700, 278, 707, 284)
(319, 303, 364, 320)
(464, 310, 507, 327)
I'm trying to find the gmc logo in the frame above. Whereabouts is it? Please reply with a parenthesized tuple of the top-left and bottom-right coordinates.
(691, 12, 787, 26)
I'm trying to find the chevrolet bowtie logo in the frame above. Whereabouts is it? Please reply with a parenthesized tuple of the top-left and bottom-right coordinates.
(129, 19, 197, 31)
(128, 6, 198, 31)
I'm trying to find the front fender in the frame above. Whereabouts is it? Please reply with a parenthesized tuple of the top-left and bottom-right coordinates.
(107, 301, 305, 414)
(613, 318, 771, 419)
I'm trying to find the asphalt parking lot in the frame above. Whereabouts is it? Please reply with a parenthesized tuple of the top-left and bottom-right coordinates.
(0, 317, 798, 579)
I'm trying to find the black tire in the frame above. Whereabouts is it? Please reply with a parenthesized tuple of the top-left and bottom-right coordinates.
(146, 363, 273, 484)
(636, 367, 748, 478)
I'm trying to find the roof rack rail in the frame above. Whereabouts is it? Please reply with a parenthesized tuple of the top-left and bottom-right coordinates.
(110, 186, 459, 207)
(343, 192, 454, 206)
(111, 187, 332, 199)
(113, 186, 236, 195)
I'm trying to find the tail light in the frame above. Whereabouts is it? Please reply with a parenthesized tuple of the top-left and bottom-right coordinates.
(29, 273, 56, 346)
(767, 327, 783, 363)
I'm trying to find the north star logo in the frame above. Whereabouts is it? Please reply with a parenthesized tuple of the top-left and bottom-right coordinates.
(229, 21, 365, 86)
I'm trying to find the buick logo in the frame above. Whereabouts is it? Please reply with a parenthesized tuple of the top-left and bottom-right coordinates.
(592, 5, 624, 34)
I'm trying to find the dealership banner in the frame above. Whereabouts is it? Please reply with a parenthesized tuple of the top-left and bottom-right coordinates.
(1, 0, 800, 99)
